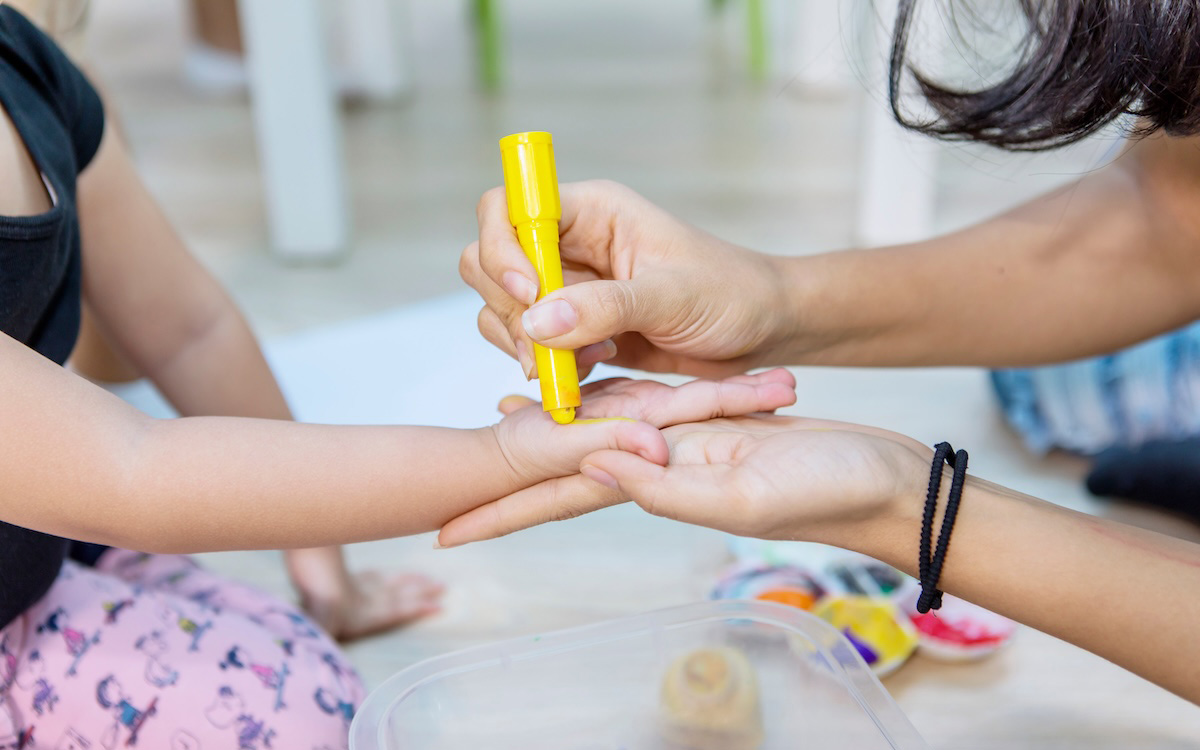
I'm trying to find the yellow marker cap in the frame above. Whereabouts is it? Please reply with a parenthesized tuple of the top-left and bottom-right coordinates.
(500, 131, 581, 423)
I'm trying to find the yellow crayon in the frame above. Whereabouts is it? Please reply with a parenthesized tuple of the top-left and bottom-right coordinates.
(499, 131, 581, 424)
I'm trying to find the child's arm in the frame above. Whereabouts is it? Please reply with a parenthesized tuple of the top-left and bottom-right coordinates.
(1, 328, 516, 550)
(0, 322, 795, 552)
(75, 126, 291, 422)
(60, 125, 795, 638)
(74, 122, 418, 638)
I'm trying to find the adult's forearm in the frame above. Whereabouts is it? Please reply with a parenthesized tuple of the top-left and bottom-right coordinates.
(852, 477, 1200, 702)
(771, 146, 1200, 367)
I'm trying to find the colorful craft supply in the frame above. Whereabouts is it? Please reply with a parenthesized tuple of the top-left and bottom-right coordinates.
(812, 596, 919, 677)
(896, 582, 1017, 661)
(711, 563, 825, 611)
(712, 558, 1014, 677)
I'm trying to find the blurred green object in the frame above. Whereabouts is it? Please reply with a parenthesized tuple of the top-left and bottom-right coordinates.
(472, 0, 501, 91)
(471, 0, 768, 90)
(710, 0, 767, 80)
(745, 0, 767, 81)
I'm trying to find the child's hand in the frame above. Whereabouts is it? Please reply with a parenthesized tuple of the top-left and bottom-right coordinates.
(443, 413, 930, 549)
(490, 368, 796, 482)
(450, 369, 797, 545)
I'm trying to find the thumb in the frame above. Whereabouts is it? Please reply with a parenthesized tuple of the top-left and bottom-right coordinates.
(521, 277, 673, 350)
(497, 395, 536, 415)
(507, 417, 668, 480)
(581, 450, 737, 530)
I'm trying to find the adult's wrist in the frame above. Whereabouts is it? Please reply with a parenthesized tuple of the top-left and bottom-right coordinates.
(757, 252, 813, 365)
(761, 251, 860, 366)
(819, 447, 937, 573)
(766, 246, 943, 367)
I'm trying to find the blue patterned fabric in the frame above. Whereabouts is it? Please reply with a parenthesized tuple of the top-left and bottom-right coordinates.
(992, 325, 1200, 455)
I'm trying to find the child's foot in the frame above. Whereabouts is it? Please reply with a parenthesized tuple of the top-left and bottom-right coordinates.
(300, 569, 445, 642)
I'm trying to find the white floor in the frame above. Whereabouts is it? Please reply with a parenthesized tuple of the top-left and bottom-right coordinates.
(84, 1, 1200, 747)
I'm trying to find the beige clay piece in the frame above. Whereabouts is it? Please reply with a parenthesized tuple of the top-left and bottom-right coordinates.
(659, 647, 764, 750)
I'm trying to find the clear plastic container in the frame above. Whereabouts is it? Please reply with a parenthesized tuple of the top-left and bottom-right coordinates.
(351, 600, 929, 749)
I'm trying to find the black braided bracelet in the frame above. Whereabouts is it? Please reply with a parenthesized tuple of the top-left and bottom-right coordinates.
(917, 442, 969, 614)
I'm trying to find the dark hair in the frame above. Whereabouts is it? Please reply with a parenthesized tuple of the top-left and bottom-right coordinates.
(888, 1, 1200, 151)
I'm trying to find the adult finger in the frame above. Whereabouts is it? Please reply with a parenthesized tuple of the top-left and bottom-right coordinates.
(475, 187, 539, 306)
(613, 375, 797, 427)
(722, 368, 797, 389)
(437, 472, 626, 547)
(581, 450, 745, 533)
(463, 241, 537, 377)
(477, 306, 518, 360)
(576, 339, 619, 371)
(520, 274, 678, 351)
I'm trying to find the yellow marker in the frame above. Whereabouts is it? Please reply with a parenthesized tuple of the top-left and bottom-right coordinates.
(500, 131, 581, 425)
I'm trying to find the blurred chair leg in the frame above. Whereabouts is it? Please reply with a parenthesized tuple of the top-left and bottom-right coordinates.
(473, 0, 501, 91)
(855, 100, 937, 246)
(746, 0, 767, 81)
(339, 0, 414, 100)
(239, 0, 350, 260)
(854, 0, 936, 246)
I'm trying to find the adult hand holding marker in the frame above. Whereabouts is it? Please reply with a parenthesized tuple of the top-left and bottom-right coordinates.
(464, 179, 788, 381)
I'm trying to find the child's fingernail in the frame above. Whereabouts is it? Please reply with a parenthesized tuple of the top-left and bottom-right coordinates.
(523, 299, 578, 340)
(503, 271, 539, 306)
(578, 339, 618, 366)
(433, 539, 455, 550)
(582, 465, 619, 490)
(516, 340, 535, 379)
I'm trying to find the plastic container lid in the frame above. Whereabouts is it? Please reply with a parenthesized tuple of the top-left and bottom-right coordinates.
(351, 600, 929, 749)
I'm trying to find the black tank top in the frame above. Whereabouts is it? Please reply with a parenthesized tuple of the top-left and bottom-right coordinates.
(0, 6, 105, 628)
